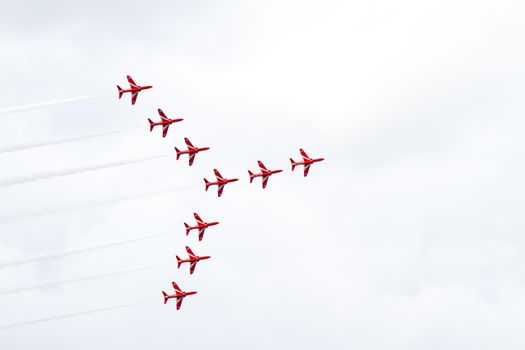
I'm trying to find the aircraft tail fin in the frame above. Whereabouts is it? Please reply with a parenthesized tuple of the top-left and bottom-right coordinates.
(162, 291, 168, 304)
(148, 118, 154, 132)
(117, 85, 124, 99)
(176, 256, 182, 268)
(290, 158, 296, 171)
(248, 170, 254, 183)
(184, 222, 190, 236)
(174, 147, 181, 160)
(204, 178, 210, 191)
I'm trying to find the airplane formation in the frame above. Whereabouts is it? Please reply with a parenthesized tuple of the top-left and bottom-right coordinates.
(117, 75, 325, 310)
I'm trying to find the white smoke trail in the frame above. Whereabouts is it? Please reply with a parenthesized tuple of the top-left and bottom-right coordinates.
(0, 230, 176, 268)
(0, 263, 168, 296)
(0, 185, 193, 224)
(0, 95, 100, 116)
(0, 153, 171, 189)
(0, 299, 155, 330)
(0, 125, 144, 154)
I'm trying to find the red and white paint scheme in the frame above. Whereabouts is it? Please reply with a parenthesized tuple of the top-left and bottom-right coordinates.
(290, 149, 325, 177)
(174, 138, 210, 166)
(248, 161, 283, 189)
(148, 109, 183, 138)
(162, 282, 197, 310)
(116, 75, 153, 105)
(176, 246, 211, 275)
(184, 212, 219, 241)
(204, 169, 239, 197)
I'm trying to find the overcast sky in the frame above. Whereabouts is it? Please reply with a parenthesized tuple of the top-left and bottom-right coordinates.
(0, 1, 524, 349)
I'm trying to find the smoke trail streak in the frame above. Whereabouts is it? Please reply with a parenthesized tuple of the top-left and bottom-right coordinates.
(0, 230, 175, 268)
(0, 153, 171, 189)
(0, 299, 155, 330)
(0, 95, 100, 116)
(0, 125, 144, 154)
(0, 185, 193, 224)
(0, 263, 168, 295)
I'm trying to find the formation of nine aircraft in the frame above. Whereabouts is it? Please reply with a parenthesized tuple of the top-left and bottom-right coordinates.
(118, 75, 325, 310)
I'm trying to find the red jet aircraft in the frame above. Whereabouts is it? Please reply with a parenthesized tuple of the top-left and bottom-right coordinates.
(117, 75, 152, 105)
(174, 138, 210, 166)
(184, 212, 219, 241)
(248, 161, 283, 189)
(148, 109, 183, 137)
(176, 246, 211, 274)
(204, 169, 239, 197)
(162, 282, 197, 310)
(290, 149, 325, 177)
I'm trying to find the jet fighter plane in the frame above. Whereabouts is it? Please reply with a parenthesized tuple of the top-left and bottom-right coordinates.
(148, 109, 183, 137)
(117, 75, 152, 105)
(162, 282, 197, 310)
(290, 149, 325, 177)
(204, 169, 239, 197)
(184, 212, 219, 241)
(248, 161, 283, 189)
(174, 138, 210, 166)
(176, 246, 211, 274)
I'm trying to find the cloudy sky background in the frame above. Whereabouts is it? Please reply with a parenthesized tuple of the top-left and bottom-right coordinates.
(0, 0, 524, 348)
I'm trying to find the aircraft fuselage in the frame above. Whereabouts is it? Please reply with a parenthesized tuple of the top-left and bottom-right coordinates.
(152, 118, 183, 126)
(179, 147, 210, 155)
(253, 169, 283, 177)
(298, 157, 325, 165)
(179, 256, 211, 264)
(209, 178, 239, 186)
(122, 85, 153, 93)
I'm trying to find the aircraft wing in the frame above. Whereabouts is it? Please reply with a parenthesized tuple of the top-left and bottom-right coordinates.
(188, 153, 196, 166)
(198, 228, 206, 241)
(300, 148, 311, 161)
(194, 213, 203, 223)
(258, 161, 267, 171)
(189, 261, 197, 274)
(127, 75, 138, 88)
(172, 282, 182, 293)
(186, 246, 196, 257)
(262, 175, 270, 189)
(162, 124, 170, 137)
(217, 184, 225, 197)
(304, 164, 311, 177)
(176, 297, 183, 310)
(158, 109, 169, 121)
(131, 91, 139, 105)
(184, 137, 195, 149)
(214, 169, 224, 181)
